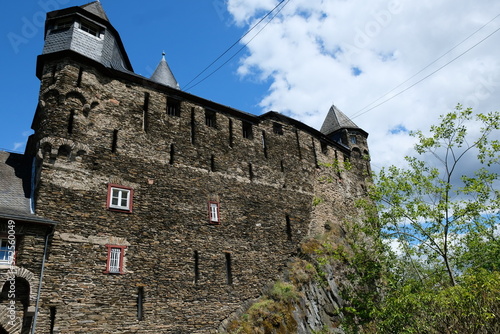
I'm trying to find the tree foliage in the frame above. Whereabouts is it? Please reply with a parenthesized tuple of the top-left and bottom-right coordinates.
(373, 104, 500, 286)
(356, 105, 500, 333)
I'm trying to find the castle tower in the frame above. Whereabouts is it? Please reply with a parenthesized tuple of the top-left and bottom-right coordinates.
(320, 104, 369, 157)
(38, 1, 133, 74)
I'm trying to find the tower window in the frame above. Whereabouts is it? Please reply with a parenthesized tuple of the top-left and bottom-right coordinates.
(350, 135, 357, 144)
(52, 18, 74, 32)
(107, 184, 133, 213)
(104, 245, 126, 274)
(79, 19, 101, 38)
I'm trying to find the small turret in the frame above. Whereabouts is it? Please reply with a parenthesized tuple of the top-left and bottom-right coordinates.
(320, 104, 369, 156)
(150, 52, 180, 89)
(37, 1, 133, 77)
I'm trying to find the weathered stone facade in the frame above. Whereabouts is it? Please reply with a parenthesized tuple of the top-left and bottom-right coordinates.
(1, 2, 371, 333)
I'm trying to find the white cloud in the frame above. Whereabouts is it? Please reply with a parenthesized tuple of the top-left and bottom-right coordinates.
(226, 0, 500, 170)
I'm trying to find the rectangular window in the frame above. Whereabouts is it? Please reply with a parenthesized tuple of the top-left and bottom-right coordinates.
(205, 110, 216, 128)
(208, 201, 220, 224)
(273, 122, 283, 135)
(167, 98, 180, 117)
(242, 121, 253, 139)
(53, 18, 74, 31)
(104, 245, 126, 274)
(320, 141, 328, 154)
(107, 184, 133, 212)
(79, 19, 101, 38)
(350, 135, 357, 144)
(0, 238, 15, 265)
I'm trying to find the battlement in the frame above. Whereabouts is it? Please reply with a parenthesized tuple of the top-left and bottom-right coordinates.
(31, 57, 369, 186)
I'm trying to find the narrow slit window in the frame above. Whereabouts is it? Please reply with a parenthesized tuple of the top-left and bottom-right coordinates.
(76, 67, 83, 87)
(295, 129, 302, 159)
(280, 160, 285, 173)
(143, 92, 150, 132)
(262, 131, 268, 158)
(111, 130, 118, 153)
(312, 138, 318, 168)
(68, 109, 75, 134)
(228, 119, 233, 147)
(210, 154, 215, 172)
(51, 65, 57, 84)
(190, 107, 196, 144)
(137, 287, 144, 321)
(208, 201, 220, 224)
(225, 252, 233, 285)
(248, 163, 254, 181)
(335, 151, 342, 179)
(286, 215, 292, 241)
(169, 144, 175, 165)
(194, 251, 200, 284)
(49, 306, 56, 334)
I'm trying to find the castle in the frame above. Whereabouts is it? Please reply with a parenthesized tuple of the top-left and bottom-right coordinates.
(0, 2, 371, 333)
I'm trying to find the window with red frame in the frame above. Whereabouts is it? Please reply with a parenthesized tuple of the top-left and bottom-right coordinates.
(107, 184, 133, 212)
(104, 245, 126, 274)
(208, 201, 220, 224)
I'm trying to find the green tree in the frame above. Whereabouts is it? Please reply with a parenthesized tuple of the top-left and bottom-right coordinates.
(373, 104, 499, 287)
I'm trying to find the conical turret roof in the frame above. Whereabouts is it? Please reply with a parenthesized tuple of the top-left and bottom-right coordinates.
(320, 104, 361, 135)
(81, 1, 109, 21)
(150, 53, 179, 89)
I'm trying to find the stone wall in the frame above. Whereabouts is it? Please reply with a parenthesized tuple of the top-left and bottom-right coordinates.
(24, 57, 371, 333)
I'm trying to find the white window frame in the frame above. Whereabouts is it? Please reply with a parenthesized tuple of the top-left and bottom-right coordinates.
(209, 202, 220, 224)
(0, 238, 15, 266)
(107, 184, 133, 212)
(108, 247, 122, 273)
(104, 245, 126, 274)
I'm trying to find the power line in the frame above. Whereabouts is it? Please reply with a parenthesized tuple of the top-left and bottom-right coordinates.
(350, 13, 500, 120)
(183, 0, 290, 92)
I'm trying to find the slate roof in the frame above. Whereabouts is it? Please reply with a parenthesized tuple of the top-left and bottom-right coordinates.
(150, 53, 180, 89)
(0, 151, 56, 224)
(320, 104, 361, 135)
(81, 1, 109, 21)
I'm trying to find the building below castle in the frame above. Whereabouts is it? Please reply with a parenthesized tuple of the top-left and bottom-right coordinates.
(0, 2, 371, 333)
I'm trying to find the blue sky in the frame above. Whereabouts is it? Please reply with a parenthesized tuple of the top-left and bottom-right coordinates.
(0, 0, 267, 153)
(1, 0, 500, 171)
